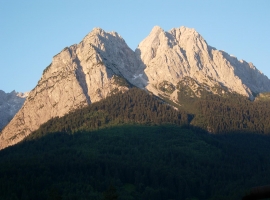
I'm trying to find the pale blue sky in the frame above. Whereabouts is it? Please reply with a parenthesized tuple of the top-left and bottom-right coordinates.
(1, 1, 269, 93)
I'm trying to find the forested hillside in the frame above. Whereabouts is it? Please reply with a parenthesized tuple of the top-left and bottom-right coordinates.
(1, 88, 270, 199)
(1, 125, 270, 200)
(176, 85, 270, 134)
(25, 87, 270, 140)
(26, 88, 190, 140)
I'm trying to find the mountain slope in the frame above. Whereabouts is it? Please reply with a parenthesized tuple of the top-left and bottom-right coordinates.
(0, 90, 27, 131)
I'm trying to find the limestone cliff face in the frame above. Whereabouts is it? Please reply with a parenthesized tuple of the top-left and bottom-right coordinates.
(0, 90, 27, 131)
(0, 28, 139, 149)
(136, 26, 270, 99)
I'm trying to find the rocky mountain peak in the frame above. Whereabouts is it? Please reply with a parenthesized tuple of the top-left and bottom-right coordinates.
(0, 90, 27, 131)
(92, 27, 104, 33)
(0, 28, 141, 149)
(136, 26, 270, 100)
(151, 25, 163, 32)
(169, 26, 208, 51)
(1, 25, 270, 150)
(136, 26, 171, 65)
(170, 26, 200, 37)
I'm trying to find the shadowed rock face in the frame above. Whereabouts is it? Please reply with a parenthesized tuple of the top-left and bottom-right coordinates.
(1, 26, 270, 149)
(0, 90, 28, 131)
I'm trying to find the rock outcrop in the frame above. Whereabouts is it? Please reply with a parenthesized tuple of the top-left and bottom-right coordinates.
(1, 25, 270, 149)
(0, 90, 28, 131)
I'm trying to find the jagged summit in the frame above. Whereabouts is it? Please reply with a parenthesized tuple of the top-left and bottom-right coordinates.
(1, 25, 270, 150)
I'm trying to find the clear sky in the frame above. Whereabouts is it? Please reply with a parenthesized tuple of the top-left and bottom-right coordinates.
(1, 1, 269, 93)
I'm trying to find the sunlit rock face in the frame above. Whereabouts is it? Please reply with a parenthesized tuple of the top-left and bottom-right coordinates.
(0, 28, 141, 149)
(136, 26, 270, 99)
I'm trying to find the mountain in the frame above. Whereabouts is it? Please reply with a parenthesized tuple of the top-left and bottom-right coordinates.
(0, 28, 141, 149)
(1, 26, 270, 149)
(0, 90, 28, 131)
(136, 26, 270, 99)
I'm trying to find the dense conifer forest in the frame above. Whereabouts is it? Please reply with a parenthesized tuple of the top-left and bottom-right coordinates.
(2, 125, 270, 199)
(25, 87, 270, 138)
(176, 86, 270, 134)
(26, 88, 190, 140)
(1, 87, 270, 199)
(0, 125, 270, 200)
